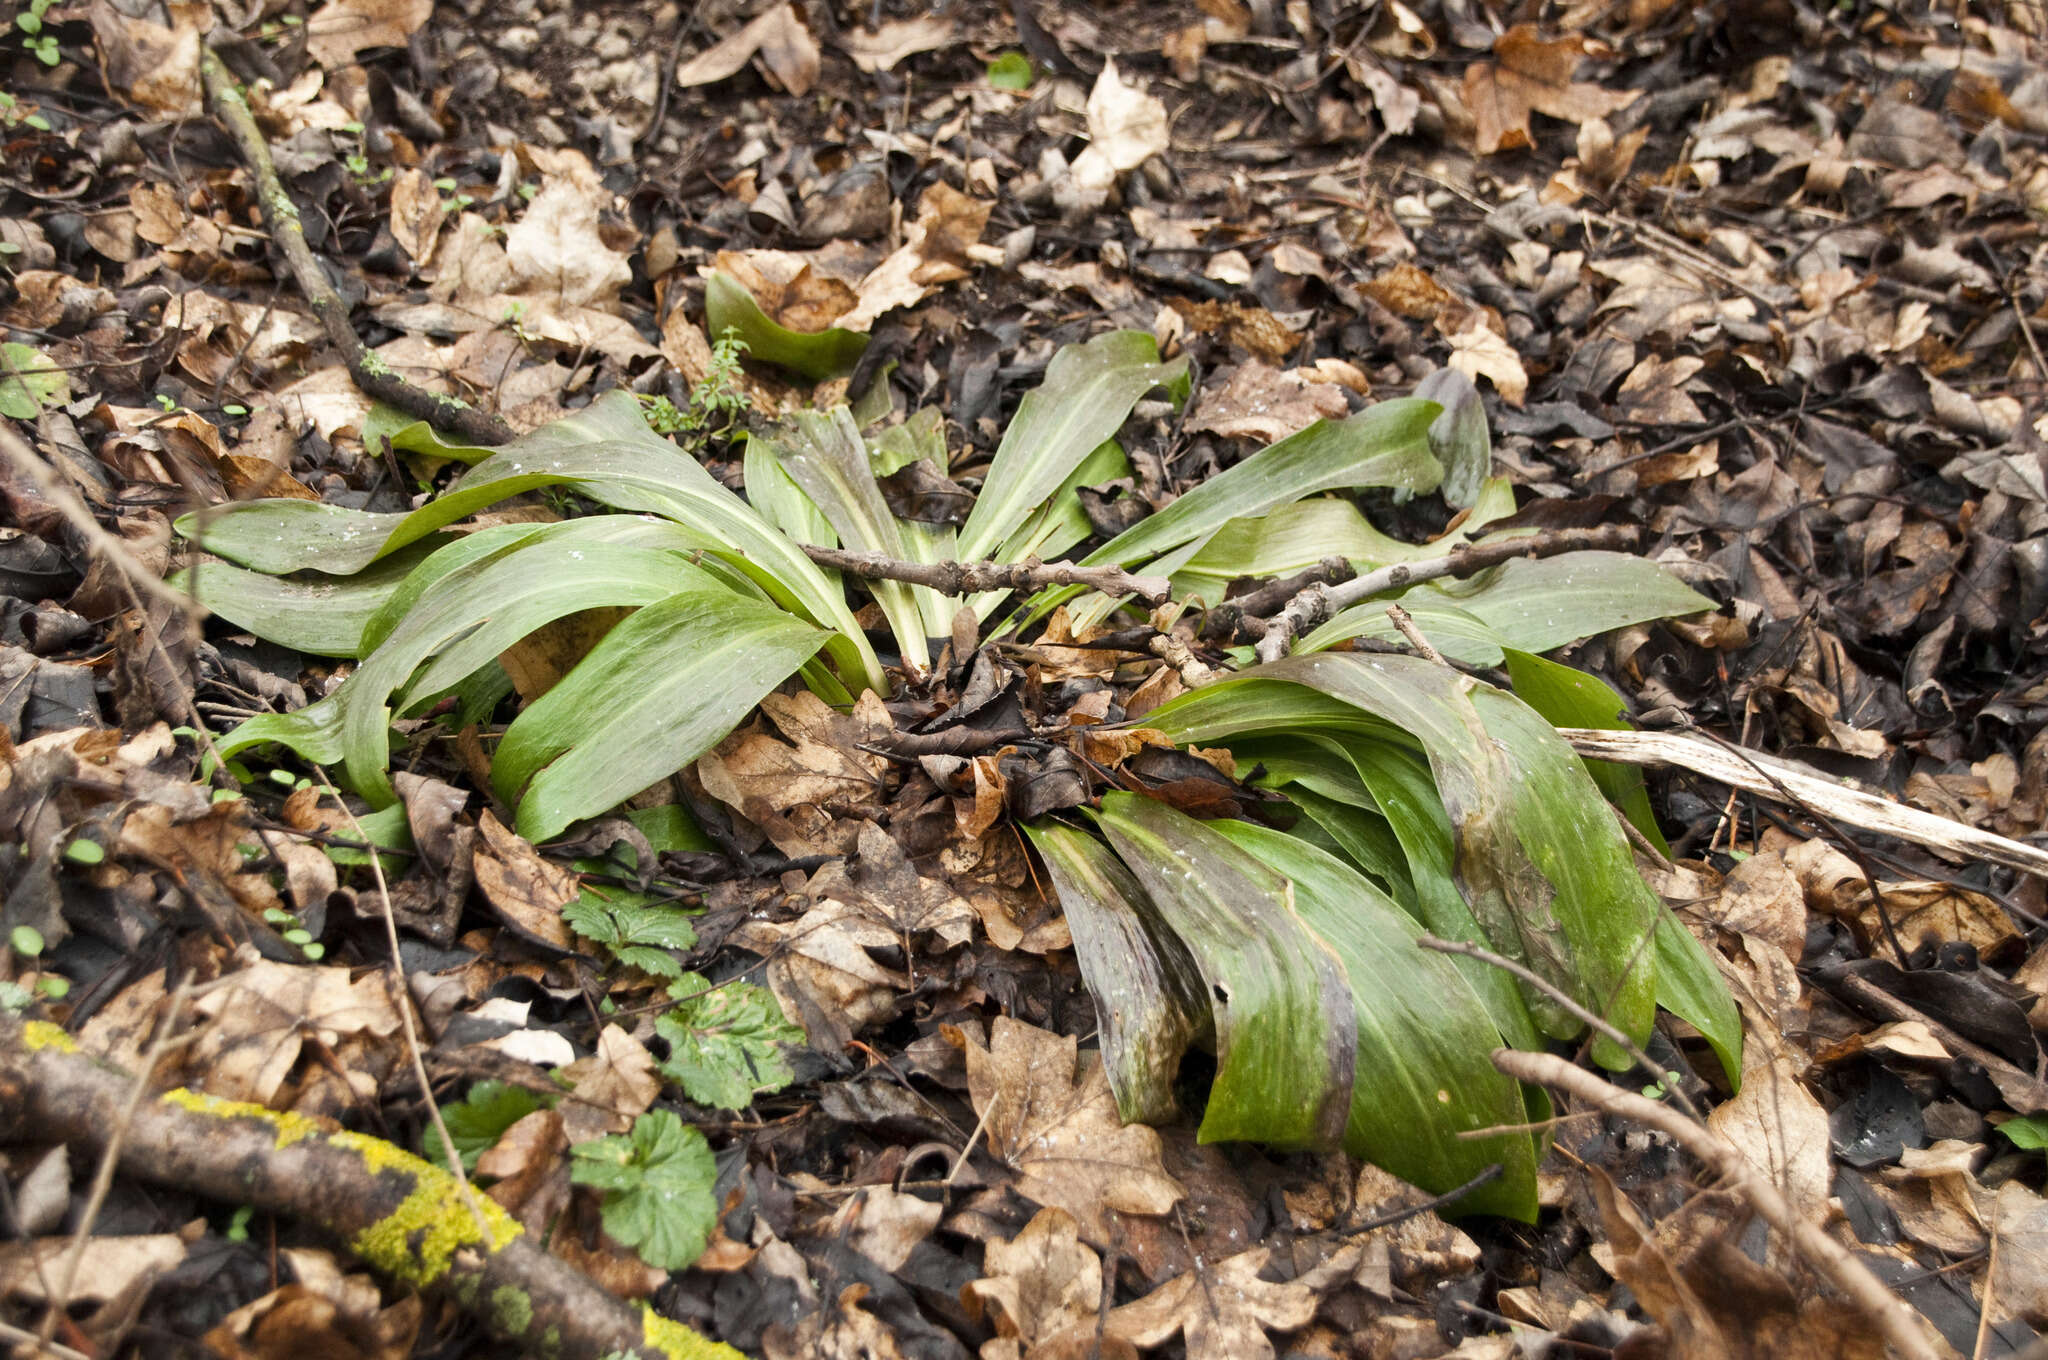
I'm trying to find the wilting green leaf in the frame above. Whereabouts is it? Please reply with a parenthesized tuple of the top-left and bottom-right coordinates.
(655, 974, 803, 1110)
(704, 270, 867, 382)
(1299, 553, 1713, 661)
(1095, 793, 1355, 1151)
(957, 331, 1186, 562)
(0, 343, 67, 418)
(1502, 648, 1667, 856)
(569, 1109, 718, 1269)
(494, 587, 824, 841)
(1414, 368, 1492, 509)
(757, 408, 931, 672)
(1023, 821, 1209, 1124)
(1206, 821, 1541, 1220)
(425, 1080, 548, 1172)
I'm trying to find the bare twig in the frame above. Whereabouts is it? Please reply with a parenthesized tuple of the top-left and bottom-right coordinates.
(1252, 526, 1640, 663)
(1201, 555, 1354, 641)
(1556, 727, 2048, 882)
(1384, 603, 1447, 667)
(1492, 1048, 1941, 1360)
(1148, 629, 1222, 688)
(803, 545, 1172, 605)
(197, 50, 515, 447)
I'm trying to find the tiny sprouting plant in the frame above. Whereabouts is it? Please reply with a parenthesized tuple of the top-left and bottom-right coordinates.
(636, 330, 750, 439)
(16, 0, 58, 65)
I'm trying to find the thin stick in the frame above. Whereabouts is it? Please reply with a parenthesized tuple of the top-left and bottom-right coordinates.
(312, 768, 494, 1244)
(0, 1318, 92, 1360)
(196, 50, 514, 447)
(1417, 933, 1696, 1122)
(1492, 1048, 1940, 1360)
(1384, 603, 1446, 667)
(1252, 525, 1638, 663)
(0, 424, 206, 618)
(1556, 727, 2048, 882)
(802, 545, 1172, 605)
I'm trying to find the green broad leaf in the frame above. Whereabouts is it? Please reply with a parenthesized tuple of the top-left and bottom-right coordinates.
(1083, 397, 1443, 570)
(0, 342, 68, 418)
(1022, 821, 1209, 1124)
(169, 545, 439, 657)
(741, 433, 837, 549)
(216, 539, 735, 808)
(492, 587, 826, 841)
(1299, 553, 1714, 660)
(1413, 368, 1492, 509)
(1501, 649, 1668, 857)
(1253, 653, 1660, 1057)
(956, 331, 1186, 563)
(1205, 821, 1541, 1220)
(1652, 909, 1742, 1089)
(569, 1109, 719, 1270)
(360, 402, 495, 466)
(705, 271, 867, 382)
(183, 393, 884, 691)
(1095, 793, 1356, 1151)
(1998, 1114, 2048, 1154)
(654, 974, 803, 1110)
(757, 409, 932, 673)
(986, 50, 1033, 88)
(323, 801, 414, 871)
(425, 1079, 548, 1172)
(176, 500, 413, 576)
(626, 804, 713, 854)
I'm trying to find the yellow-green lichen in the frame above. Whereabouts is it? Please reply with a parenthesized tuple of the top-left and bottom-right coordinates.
(490, 1284, 533, 1335)
(358, 350, 393, 378)
(22, 1021, 76, 1053)
(159, 1088, 322, 1148)
(338, 1130, 519, 1288)
(639, 1304, 746, 1360)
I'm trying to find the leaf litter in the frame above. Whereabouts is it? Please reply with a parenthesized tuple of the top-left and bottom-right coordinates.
(3, 0, 2048, 1358)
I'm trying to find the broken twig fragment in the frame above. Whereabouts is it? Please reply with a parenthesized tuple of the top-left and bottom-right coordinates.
(803, 545, 1173, 604)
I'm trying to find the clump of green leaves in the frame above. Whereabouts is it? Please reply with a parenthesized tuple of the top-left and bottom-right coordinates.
(563, 888, 699, 978)
(17, 0, 58, 65)
(569, 1109, 718, 1270)
(655, 974, 802, 1110)
(637, 329, 750, 439)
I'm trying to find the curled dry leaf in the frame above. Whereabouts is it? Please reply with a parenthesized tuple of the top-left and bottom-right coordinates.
(304, 0, 433, 69)
(673, 2, 820, 97)
(1103, 1246, 1319, 1360)
(833, 16, 954, 73)
(1461, 25, 1637, 156)
(963, 1206, 1102, 1351)
(953, 1018, 1186, 1247)
(472, 810, 577, 952)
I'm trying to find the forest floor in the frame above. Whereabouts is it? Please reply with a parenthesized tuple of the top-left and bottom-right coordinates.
(3, 0, 2048, 1358)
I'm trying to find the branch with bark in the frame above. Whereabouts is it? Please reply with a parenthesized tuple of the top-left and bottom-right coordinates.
(198, 51, 516, 449)
(0, 1016, 739, 1360)
(1249, 525, 1641, 663)
(802, 545, 1172, 605)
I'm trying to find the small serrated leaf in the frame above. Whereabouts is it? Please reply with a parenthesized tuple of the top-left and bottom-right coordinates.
(569, 1109, 718, 1270)
(655, 975, 802, 1110)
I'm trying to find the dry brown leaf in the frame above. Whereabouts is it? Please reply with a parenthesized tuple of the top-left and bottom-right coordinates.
(1187, 361, 1351, 444)
(304, 0, 432, 68)
(805, 820, 978, 950)
(0, 1234, 187, 1305)
(697, 692, 892, 858)
(472, 810, 577, 952)
(763, 1283, 905, 1360)
(833, 16, 953, 72)
(388, 169, 445, 267)
(187, 960, 404, 1107)
(1462, 26, 1637, 156)
(1443, 316, 1528, 405)
(954, 1017, 1185, 1246)
(827, 1186, 942, 1272)
(560, 1024, 663, 1144)
(1705, 1051, 1832, 1238)
(504, 149, 635, 310)
(963, 1207, 1102, 1350)
(87, 0, 201, 116)
(1103, 1246, 1317, 1360)
(476, 1108, 569, 1228)
(673, 3, 819, 96)
(731, 900, 907, 1050)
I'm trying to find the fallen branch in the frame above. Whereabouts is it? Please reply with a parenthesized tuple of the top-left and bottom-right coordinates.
(197, 50, 516, 448)
(0, 1016, 741, 1360)
(1556, 727, 2048, 883)
(1201, 555, 1354, 641)
(803, 545, 1172, 605)
(1251, 525, 1640, 664)
(1491, 1048, 1941, 1360)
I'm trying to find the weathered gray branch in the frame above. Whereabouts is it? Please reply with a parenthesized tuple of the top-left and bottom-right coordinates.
(803, 545, 1172, 605)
